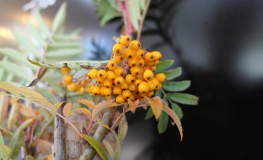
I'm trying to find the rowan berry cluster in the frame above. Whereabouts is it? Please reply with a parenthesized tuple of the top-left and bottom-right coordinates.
(61, 36, 166, 103)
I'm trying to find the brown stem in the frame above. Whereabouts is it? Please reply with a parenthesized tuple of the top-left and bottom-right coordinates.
(80, 107, 114, 160)
(137, 0, 151, 41)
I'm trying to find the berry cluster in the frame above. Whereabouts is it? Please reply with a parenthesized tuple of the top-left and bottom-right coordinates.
(61, 36, 166, 103)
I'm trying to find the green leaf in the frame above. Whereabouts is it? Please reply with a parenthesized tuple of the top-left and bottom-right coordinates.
(139, 0, 146, 10)
(154, 89, 162, 97)
(9, 130, 25, 159)
(129, 0, 139, 30)
(168, 93, 199, 105)
(27, 21, 46, 47)
(52, 3, 67, 33)
(172, 103, 183, 119)
(145, 108, 153, 119)
(36, 115, 54, 138)
(162, 81, 191, 92)
(81, 134, 109, 160)
(45, 48, 84, 59)
(26, 155, 35, 160)
(35, 10, 51, 38)
(53, 34, 81, 41)
(36, 155, 50, 160)
(0, 57, 8, 81)
(70, 28, 82, 36)
(0, 48, 37, 70)
(155, 67, 181, 81)
(100, 9, 120, 27)
(102, 140, 114, 160)
(0, 132, 4, 144)
(46, 77, 64, 96)
(135, 0, 141, 20)
(48, 42, 82, 49)
(155, 60, 174, 71)
(0, 61, 31, 81)
(12, 30, 40, 58)
(0, 144, 11, 160)
(38, 107, 51, 121)
(158, 110, 169, 133)
(35, 88, 55, 102)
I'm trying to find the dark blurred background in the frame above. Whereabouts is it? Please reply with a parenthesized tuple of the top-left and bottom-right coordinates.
(1, 0, 263, 159)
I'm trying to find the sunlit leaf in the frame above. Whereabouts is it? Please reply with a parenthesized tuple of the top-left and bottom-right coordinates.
(162, 104, 183, 141)
(27, 21, 46, 47)
(118, 116, 128, 144)
(0, 61, 31, 81)
(11, 97, 19, 106)
(45, 48, 84, 60)
(128, 99, 139, 113)
(55, 101, 65, 111)
(92, 100, 113, 119)
(102, 140, 114, 160)
(172, 103, 183, 120)
(155, 67, 182, 81)
(36, 139, 52, 156)
(0, 132, 4, 144)
(9, 129, 25, 159)
(77, 99, 95, 109)
(76, 108, 91, 117)
(53, 34, 81, 41)
(0, 95, 9, 124)
(81, 134, 109, 160)
(38, 107, 51, 121)
(22, 87, 45, 100)
(63, 102, 71, 118)
(144, 96, 162, 120)
(35, 10, 50, 38)
(0, 144, 11, 160)
(162, 81, 191, 92)
(168, 93, 199, 105)
(8, 103, 19, 130)
(155, 60, 174, 71)
(48, 41, 82, 49)
(19, 103, 36, 119)
(27, 67, 48, 87)
(35, 88, 55, 102)
(139, 0, 146, 10)
(52, 2, 67, 33)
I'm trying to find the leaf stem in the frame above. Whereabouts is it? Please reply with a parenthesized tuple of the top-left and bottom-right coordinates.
(161, 88, 172, 104)
(86, 118, 93, 135)
(137, 0, 151, 41)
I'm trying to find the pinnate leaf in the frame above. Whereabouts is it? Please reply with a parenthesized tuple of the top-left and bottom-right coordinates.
(128, 99, 139, 113)
(52, 2, 67, 33)
(9, 129, 25, 159)
(55, 101, 65, 111)
(144, 96, 163, 120)
(168, 93, 199, 105)
(92, 100, 113, 119)
(145, 108, 153, 120)
(155, 60, 174, 71)
(0, 132, 4, 144)
(35, 10, 50, 37)
(81, 134, 109, 160)
(63, 101, 72, 118)
(158, 110, 169, 133)
(76, 108, 91, 117)
(0, 144, 11, 160)
(162, 81, 191, 92)
(162, 104, 183, 141)
(77, 99, 95, 109)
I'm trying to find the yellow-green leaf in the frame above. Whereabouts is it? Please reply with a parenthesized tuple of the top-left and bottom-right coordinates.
(26, 155, 35, 160)
(102, 140, 114, 160)
(0, 144, 11, 160)
(81, 134, 109, 160)
(128, 99, 139, 113)
(55, 101, 65, 111)
(8, 103, 20, 130)
(11, 97, 19, 105)
(144, 96, 163, 120)
(52, 2, 67, 33)
(0, 132, 4, 144)
(76, 108, 91, 117)
(35, 10, 50, 37)
(77, 99, 95, 109)
(63, 101, 72, 118)
(9, 129, 25, 159)
(19, 103, 36, 119)
(0, 95, 9, 124)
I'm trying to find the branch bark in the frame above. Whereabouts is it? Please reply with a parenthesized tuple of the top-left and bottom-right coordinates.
(52, 96, 67, 160)
(80, 107, 114, 160)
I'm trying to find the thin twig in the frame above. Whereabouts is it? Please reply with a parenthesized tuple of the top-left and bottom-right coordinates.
(137, 0, 151, 41)
(125, 0, 133, 35)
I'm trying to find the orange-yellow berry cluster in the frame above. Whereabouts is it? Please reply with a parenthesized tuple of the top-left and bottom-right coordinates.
(61, 36, 166, 103)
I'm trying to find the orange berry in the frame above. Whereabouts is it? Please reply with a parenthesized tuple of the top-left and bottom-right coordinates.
(137, 59, 145, 67)
(113, 86, 122, 95)
(124, 48, 134, 59)
(122, 90, 131, 99)
(114, 67, 124, 77)
(78, 87, 85, 95)
(135, 79, 142, 87)
(125, 74, 135, 84)
(129, 40, 141, 50)
(134, 49, 145, 59)
(152, 51, 162, 60)
(101, 87, 105, 96)
(62, 80, 71, 86)
(147, 91, 154, 98)
(107, 71, 116, 82)
(138, 81, 149, 93)
(61, 66, 71, 74)
(151, 66, 156, 72)
(97, 70, 108, 79)
(154, 60, 159, 66)
(67, 83, 76, 92)
(92, 86, 101, 95)
(85, 77, 91, 83)
(104, 79, 113, 88)
(129, 94, 135, 101)
(144, 69, 154, 81)
(47, 155, 52, 160)
(97, 77, 104, 84)
(121, 82, 129, 90)
(88, 69, 98, 79)
(131, 67, 140, 76)
(104, 88, 112, 96)
(145, 61, 155, 67)
(147, 81, 156, 91)
(112, 44, 124, 55)
(120, 36, 131, 46)
(116, 95, 125, 103)
(136, 74, 144, 80)
(151, 78, 160, 88)
(128, 83, 137, 92)
(80, 80, 86, 87)
(63, 75, 73, 83)
(145, 52, 155, 62)
(106, 95, 111, 100)
(139, 92, 146, 98)
(115, 77, 125, 86)
(114, 54, 125, 63)
(87, 84, 95, 93)
(128, 58, 138, 67)
(156, 83, 162, 90)
(155, 73, 166, 82)
(108, 60, 118, 70)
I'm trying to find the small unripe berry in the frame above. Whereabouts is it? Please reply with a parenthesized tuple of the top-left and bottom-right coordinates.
(155, 73, 166, 82)
(138, 81, 149, 93)
(129, 40, 141, 50)
(63, 75, 73, 83)
(120, 36, 131, 46)
(108, 60, 117, 70)
(61, 66, 71, 74)
(88, 69, 98, 79)
(112, 44, 124, 55)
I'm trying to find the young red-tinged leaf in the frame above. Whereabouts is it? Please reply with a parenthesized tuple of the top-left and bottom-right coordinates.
(168, 93, 199, 105)
(162, 104, 183, 141)
(92, 100, 113, 119)
(11, 97, 19, 105)
(8, 103, 19, 130)
(63, 101, 72, 118)
(9, 129, 25, 159)
(27, 67, 48, 87)
(0, 95, 9, 125)
(36, 138, 52, 156)
(77, 99, 95, 109)
(118, 116, 128, 144)
(19, 103, 36, 119)
(81, 134, 109, 160)
(144, 96, 163, 120)
(76, 108, 91, 117)
(101, 124, 121, 160)
(0, 144, 11, 160)
(128, 99, 139, 113)
(55, 101, 65, 111)
(0, 132, 4, 144)
(102, 140, 115, 160)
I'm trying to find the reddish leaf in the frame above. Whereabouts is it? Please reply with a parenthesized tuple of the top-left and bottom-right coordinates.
(27, 67, 48, 87)
(162, 104, 183, 141)
(144, 96, 162, 120)
(63, 101, 72, 118)
(128, 99, 139, 113)
(92, 100, 113, 119)
(76, 108, 91, 117)
(36, 139, 52, 156)
(77, 99, 95, 109)
(19, 103, 36, 119)
(0, 95, 9, 125)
